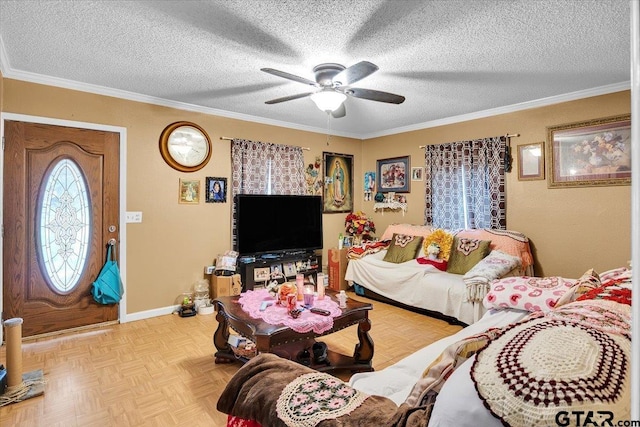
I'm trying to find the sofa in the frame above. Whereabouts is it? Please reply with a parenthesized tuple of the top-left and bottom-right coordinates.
(344, 224, 534, 325)
(217, 266, 632, 427)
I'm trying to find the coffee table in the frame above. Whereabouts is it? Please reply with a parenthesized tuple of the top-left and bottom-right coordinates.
(213, 291, 374, 373)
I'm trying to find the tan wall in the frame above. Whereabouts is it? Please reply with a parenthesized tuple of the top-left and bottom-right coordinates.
(1, 77, 631, 313)
(1, 78, 360, 313)
(362, 91, 631, 277)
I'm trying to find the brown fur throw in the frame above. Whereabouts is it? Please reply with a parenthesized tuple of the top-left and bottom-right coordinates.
(217, 353, 429, 426)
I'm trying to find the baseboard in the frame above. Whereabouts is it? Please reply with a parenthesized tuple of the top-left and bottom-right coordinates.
(121, 305, 180, 323)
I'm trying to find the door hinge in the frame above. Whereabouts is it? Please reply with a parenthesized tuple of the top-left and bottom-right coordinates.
(2, 136, 4, 150)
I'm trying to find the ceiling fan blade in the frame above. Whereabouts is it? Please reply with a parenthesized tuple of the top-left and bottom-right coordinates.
(331, 103, 346, 118)
(265, 92, 314, 104)
(261, 68, 318, 86)
(345, 88, 405, 104)
(333, 61, 378, 86)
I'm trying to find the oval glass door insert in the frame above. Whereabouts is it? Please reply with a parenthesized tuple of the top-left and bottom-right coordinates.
(38, 158, 91, 292)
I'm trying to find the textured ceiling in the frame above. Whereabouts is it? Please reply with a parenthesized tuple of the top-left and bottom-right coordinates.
(0, 0, 631, 139)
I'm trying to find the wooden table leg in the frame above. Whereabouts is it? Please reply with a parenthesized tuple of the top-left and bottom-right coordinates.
(213, 301, 235, 364)
(353, 317, 374, 366)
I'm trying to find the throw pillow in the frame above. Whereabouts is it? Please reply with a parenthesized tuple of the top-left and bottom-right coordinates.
(483, 276, 577, 312)
(380, 224, 433, 241)
(446, 237, 491, 274)
(555, 268, 600, 308)
(383, 233, 424, 264)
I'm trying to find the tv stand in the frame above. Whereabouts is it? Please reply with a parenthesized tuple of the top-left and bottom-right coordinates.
(238, 250, 322, 291)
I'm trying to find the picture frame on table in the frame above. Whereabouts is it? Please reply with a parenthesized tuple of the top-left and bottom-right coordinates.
(254, 267, 270, 282)
(178, 179, 200, 204)
(270, 264, 284, 281)
(205, 177, 227, 203)
(377, 156, 410, 192)
(323, 152, 354, 213)
(517, 142, 545, 181)
(283, 262, 297, 277)
(546, 115, 631, 188)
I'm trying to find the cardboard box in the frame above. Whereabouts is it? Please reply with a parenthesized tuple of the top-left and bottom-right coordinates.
(211, 274, 242, 298)
(328, 248, 349, 291)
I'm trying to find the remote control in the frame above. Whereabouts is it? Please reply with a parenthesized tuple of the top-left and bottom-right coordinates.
(260, 301, 273, 311)
(310, 307, 330, 316)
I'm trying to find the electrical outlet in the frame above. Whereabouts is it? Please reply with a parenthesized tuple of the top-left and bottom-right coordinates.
(125, 211, 143, 223)
(204, 265, 215, 275)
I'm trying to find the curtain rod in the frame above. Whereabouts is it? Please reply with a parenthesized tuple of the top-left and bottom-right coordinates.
(220, 136, 310, 151)
(418, 133, 520, 149)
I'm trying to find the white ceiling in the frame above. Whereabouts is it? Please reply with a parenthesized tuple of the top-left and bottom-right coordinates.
(0, 0, 631, 139)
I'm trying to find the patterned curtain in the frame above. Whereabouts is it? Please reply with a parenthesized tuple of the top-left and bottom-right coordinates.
(424, 136, 506, 230)
(230, 138, 306, 247)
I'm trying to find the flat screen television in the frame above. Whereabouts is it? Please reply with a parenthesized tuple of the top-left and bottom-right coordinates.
(234, 194, 323, 256)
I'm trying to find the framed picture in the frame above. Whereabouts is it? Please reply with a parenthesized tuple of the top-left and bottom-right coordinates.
(270, 264, 284, 280)
(178, 179, 200, 204)
(411, 167, 423, 181)
(283, 262, 296, 277)
(377, 156, 410, 193)
(323, 152, 354, 213)
(547, 115, 631, 188)
(205, 177, 227, 203)
(517, 142, 545, 181)
(254, 267, 270, 282)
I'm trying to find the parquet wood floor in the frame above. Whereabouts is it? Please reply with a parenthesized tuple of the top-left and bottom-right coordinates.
(0, 291, 461, 426)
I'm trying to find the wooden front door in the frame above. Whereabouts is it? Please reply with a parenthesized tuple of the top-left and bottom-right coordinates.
(3, 120, 120, 337)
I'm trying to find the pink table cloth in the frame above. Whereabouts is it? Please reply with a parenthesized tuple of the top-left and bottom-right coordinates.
(238, 289, 342, 334)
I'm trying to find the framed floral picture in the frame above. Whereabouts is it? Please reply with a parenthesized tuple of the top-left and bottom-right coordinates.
(377, 156, 410, 192)
(323, 152, 353, 213)
(178, 179, 200, 204)
(205, 177, 227, 203)
(547, 115, 631, 188)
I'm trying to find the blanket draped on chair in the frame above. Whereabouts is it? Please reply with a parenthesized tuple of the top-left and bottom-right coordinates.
(462, 250, 522, 303)
(217, 353, 432, 427)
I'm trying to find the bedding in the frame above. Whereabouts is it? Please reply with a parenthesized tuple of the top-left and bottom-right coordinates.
(217, 267, 632, 427)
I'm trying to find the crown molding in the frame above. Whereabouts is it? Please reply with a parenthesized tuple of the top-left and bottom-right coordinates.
(362, 81, 631, 140)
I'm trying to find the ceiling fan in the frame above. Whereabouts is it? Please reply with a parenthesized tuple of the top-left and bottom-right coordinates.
(261, 61, 405, 118)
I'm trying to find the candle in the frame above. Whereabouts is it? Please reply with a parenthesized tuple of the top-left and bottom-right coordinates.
(296, 274, 304, 301)
(286, 293, 297, 312)
(303, 284, 315, 307)
(316, 273, 325, 300)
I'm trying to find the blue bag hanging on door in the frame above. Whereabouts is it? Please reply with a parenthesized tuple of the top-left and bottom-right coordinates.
(91, 244, 123, 305)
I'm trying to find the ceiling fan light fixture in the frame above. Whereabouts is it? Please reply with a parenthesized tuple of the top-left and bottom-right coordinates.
(310, 90, 347, 112)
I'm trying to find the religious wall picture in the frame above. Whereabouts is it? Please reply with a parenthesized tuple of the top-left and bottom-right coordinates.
(206, 177, 227, 203)
(377, 156, 410, 192)
(547, 114, 631, 188)
(178, 179, 200, 204)
(323, 152, 354, 213)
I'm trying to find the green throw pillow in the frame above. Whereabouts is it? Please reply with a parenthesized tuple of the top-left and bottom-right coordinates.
(446, 237, 491, 274)
(383, 233, 424, 264)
